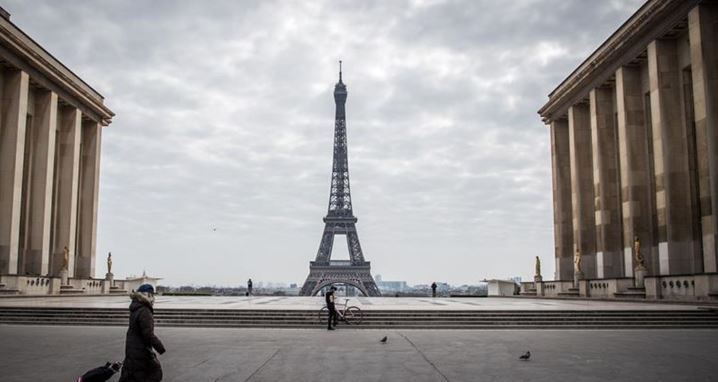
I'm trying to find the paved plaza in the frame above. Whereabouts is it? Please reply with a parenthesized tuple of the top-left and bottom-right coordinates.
(0, 325, 716, 381)
(3, 296, 715, 380)
(0, 295, 710, 311)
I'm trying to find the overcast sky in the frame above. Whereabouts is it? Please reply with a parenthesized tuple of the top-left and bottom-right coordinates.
(5, 0, 644, 287)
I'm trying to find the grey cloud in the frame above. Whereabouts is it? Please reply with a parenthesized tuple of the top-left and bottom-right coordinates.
(3, 0, 642, 285)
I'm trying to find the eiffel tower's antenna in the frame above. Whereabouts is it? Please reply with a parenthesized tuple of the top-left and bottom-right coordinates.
(339, 60, 342, 82)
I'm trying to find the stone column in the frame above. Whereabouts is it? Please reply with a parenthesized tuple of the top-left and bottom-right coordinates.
(75, 120, 102, 279)
(590, 86, 623, 278)
(550, 118, 574, 281)
(51, 106, 81, 276)
(616, 66, 657, 276)
(689, 3, 718, 273)
(647, 39, 701, 275)
(568, 103, 597, 279)
(25, 90, 57, 276)
(0, 69, 29, 275)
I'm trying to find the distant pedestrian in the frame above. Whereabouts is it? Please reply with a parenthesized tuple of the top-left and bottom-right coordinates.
(247, 278, 253, 296)
(119, 284, 166, 382)
(326, 286, 338, 330)
(431, 282, 437, 298)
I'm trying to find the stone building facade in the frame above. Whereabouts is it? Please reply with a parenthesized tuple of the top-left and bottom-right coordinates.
(537, 0, 718, 300)
(0, 9, 118, 295)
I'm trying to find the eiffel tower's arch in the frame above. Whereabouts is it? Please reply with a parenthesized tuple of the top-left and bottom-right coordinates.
(310, 279, 369, 297)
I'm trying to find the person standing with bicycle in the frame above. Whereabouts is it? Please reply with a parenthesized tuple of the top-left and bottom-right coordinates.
(326, 286, 338, 330)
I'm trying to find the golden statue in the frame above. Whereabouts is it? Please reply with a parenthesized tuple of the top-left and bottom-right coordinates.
(574, 247, 582, 273)
(107, 252, 113, 274)
(535, 256, 541, 277)
(633, 236, 644, 268)
(62, 246, 69, 270)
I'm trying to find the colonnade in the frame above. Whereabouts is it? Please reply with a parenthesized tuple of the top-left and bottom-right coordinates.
(0, 67, 102, 279)
(550, 3, 718, 281)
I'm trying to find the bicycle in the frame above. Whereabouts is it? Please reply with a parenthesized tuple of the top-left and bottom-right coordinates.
(319, 298, 363, 325)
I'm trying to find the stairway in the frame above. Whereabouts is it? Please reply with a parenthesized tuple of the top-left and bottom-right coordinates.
(614, 287, 647, 299)
(557, 288, 580, 297)
(1, 307, 717, 329)
(59, 285, 84, 295)
(0, 283, 20, 295)
(109, 286, 127, 295)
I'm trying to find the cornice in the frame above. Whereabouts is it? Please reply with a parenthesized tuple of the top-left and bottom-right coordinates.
(0, 17, 114, 125)
(537, 0, 701, 124)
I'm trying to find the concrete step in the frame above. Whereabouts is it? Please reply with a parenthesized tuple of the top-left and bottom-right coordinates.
(1, 309, 715, 317)
(615, 288, 647, 299)
(59, 286, 84, 295)
(557, 288, 580, 297)
(108, 286, 127, 294)
(2, 319, 717, 329)
(0, 307, 712, 313)
(0, 312, 718, 322)
(1, 313, 715, 322)
(0, 282, 20, 295)
(0, 307, 716, 329)
(1, 310, 714, 317)
(1, 312, 715, 321)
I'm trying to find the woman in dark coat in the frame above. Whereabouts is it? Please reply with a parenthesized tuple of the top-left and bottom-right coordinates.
(119, 284, 166, 382)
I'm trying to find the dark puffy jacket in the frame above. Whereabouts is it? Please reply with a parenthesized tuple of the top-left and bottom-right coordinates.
(118, 293, 166, 382)
(325, 290, 335, 306)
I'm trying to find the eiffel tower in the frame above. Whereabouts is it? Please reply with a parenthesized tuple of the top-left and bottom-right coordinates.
(299, 62, 381, 297)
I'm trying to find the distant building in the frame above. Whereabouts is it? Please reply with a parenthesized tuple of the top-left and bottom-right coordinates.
(374, 274, 408, 293)
(124, 271, 162, 293)
(486, 279, 518, 297)
(377, 280, 408, 293)
(435, 282, 450, 293)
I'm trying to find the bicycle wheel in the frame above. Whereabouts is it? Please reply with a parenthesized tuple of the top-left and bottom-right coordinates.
(344, 306, 363, 325)
(318, 306, 329, 325)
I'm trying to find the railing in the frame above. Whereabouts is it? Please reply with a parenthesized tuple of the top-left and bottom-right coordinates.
(309, 260, 370, 267)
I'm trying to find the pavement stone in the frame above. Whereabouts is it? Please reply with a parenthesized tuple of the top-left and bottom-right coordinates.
(0, 325, 717, 381)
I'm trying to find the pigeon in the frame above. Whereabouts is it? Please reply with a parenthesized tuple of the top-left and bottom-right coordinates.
(519, 351, 531, 360)
(380, 336, 388, 344)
